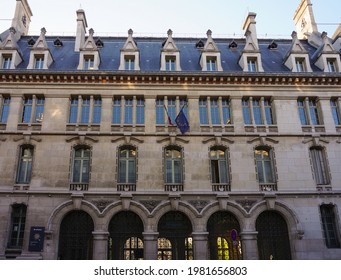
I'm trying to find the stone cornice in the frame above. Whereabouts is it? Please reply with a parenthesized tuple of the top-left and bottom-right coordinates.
(0, 71, 340, 86)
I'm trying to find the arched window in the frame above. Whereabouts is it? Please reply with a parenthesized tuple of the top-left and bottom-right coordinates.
(165, 147, 183, 184)
(210, 147, 229, 184)
(118, 146, 136, 184)
(310, 147, 330, 185)
(72, 146, 90, 183)
(16, 145, 34, 184)
(255, 146, 276, 184)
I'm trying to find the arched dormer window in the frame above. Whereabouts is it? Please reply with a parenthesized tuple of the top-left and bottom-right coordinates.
(16, 145, 34, 184)
(255, 146, 277, 191)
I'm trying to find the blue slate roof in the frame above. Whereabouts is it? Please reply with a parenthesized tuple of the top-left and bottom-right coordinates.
(10, 36, 324, 73)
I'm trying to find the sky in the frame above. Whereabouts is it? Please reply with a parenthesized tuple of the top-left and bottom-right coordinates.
(0, 0, 340, 38)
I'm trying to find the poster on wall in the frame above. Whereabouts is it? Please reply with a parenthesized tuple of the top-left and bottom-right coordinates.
(28, 226, 45, 252)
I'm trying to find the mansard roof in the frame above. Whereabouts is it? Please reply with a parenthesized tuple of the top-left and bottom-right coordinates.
(7, 35, 325, 72)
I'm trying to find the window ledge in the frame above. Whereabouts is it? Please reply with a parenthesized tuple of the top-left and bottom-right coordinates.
(165, 184, 183, 192)
(17, 123, 42, 131)
(317, 185, 332, 192)
(0, 123, 7, 130)
(336, 125, 341, 133)
(117, 183, 136, 192)
(212, 183, 231, 192)
(69, 183, 89, 191)
(13, 184, 30, 191)
(259, 183, 277, 192)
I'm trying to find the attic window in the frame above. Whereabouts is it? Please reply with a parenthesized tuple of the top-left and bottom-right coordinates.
(96, 38, 104, 48)
(229, 40, 238, 49)
(54, 38, 63, 47)
(27, 37, 36, 47)
(268, 40, 278, 50)
(196, 39, 205, 48)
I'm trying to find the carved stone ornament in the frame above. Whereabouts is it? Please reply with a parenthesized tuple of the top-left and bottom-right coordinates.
(236, 200, 257, 212)
(91, 200, 113, 213)
(188, 200, 209, 213)
(139, 200, 162, 213)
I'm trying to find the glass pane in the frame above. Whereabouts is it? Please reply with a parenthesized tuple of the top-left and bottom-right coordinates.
(173, 160, 182, 183)
(124, 99, 133, 124)
(128, 160, 136, 183)
(298, 107, 308, 125)
(93, 106, 101, 124)
(211, 160, 219, 183)
(112, 100, 121, 124)
(119, 159, 127, 183)
(210, 100, 220, 124)
(264, 161, 274, 183)
(69, 106, 78, 123)
(73, 160, 81, 182)
(218, 160, 228, 183)
(81, 160, 89, 183)
(81, 104, 90, 123)
(257, 161, 265, 183)
(199, 100, 208, 124)
(22, 104, 32, 123)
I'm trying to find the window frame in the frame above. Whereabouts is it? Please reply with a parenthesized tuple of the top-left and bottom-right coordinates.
(165, 56, 176, 71)
(164, 146, 183, 184)
(0, 96, 10, 123)
(247, 57, 258, 72)
(254, 146, 276, 184)
(210, 147, 230, 184)
(330, 98, 341, 125)
(118, 146, 137, 184)
(16, 145, 34, 184)
(2, 54, 12, 69)
(71, 146, 91, 184)
(320, 204, 341, 248)
(84, 55, 95, 70)
(8, 204, 27, 249)
(34, 54, 44, 69)
(309, 146, 330, 186)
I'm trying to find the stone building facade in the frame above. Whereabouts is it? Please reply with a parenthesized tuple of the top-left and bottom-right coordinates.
(0, 0, 341, 260)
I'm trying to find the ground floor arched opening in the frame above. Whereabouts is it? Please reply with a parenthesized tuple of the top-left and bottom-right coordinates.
(207, 211, 242, 260)
(256, 210, 292, 260)
(157, 211, 193, 260)
(58, 210, 94, 260)
(108, 211, 144, 260)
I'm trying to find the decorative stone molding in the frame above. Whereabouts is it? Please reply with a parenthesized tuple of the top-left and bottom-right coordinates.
(188, 200, 209, 213)
(263, 193, 277, 209)
(120, 193, 133, 210)
(236, 200, 257, 213)
(157, 134, 189, 145)
(111, 134, 144, 144)
(297, 229, 305, 240)
(302, 136, 329, 145)
(202, 135, 234, 145)
(65, 134, 98, 144)
(169, 193, 181, 210)
(91, 200, 113, 213)
(71, 193, 84, 209)
(13, 133, 42, 144)
(139, 200, 162, 213)
(216, 194, 229, 210)
(247, 136, 279, 145)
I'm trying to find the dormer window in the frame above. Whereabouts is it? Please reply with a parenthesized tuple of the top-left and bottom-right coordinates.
(2, 54, 12, 69)
(165, 56, 176, 71)
(84, 55, 94, 70)
(327, 58, 337, 72)
(206, 57, 217, 71)
(247, 57, 258, 72)
(295, 58, 306, 72)
(34, 55, 44, 69)
(124, 55, 135, 70)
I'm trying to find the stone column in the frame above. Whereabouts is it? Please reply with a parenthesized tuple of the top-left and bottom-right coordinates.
(143, 232, 158, 260)
(92, 231, 109, 260)
(240, 231, 258, 260)
(192, 232, 209, 260)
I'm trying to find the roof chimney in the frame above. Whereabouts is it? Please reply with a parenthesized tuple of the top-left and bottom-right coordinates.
(293, 0, 318, 39)
(74, 9, 88, 52)
(11, 0, 33, 39)
(242, 12, 259, 49)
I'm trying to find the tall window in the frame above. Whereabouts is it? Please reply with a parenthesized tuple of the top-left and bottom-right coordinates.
(330, 99, 341, 125)
(0, 96, 10, 123)
(210, 99, 220, 124)
(210, 147, 229, 184)
(69, 96, 102, 124)
(165, 147, 183, 184)
(165, 56, 176, 71)
(247, 58, 257, 72)
(242, 97, 274, 125)
(21, 96, 45, 123)
(207, 57, 217, 71)
(156, 97, 187, 125)
(2, 54, 12, 69)
(320, 204, 340, 248)
(84, 55, 94, 70)
(118, 147, 136, 184)
(72, 147, 90, 183)
(310, 147, 330, 185)
(156, 98, 165, 125)
(8, 204, 27, 249)
(124, 56, 135, 70)
(34, 55, 44, 69)
(199, 98, 209, 125)
(297, 98, 322, 126)
(255, 147, 276, 184)
(112, 96, 145, 125)
(327, 58, 337, 73)
(295, 58, 306, 72)
(16, 145, 34, 184)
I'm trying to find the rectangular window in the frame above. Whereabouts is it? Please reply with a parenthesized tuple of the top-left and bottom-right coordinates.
(124, 56, 135, 70)
(9, 204, 27, 249)
(207, 57, 217, 71)
(93, 97, 102, 124)
(112, 98, 121, 124)
(2, 54, 12, 69)
(199, 98, 208, 125)
(309, 99, 320, 125)
(252, 99, 263, 125)
(222, 98, 231, 124)
(124, 98, 133, 124)
(295, 58, 306, 72)
(0, 97, 10, 123)
(84, 55, 94, 70)
(69, 97, 78, 123)
(264, 98, 274, 125)
(165, 56, 176, 71)
(34, 97, 45, 123)
(242, 98, 252, 125)
(310, 148, 330, 185)
(136, 98, 145, 125)
(327, 58, 337, 73)
(22, 97, 33, 123)
(34, 55, 44, 69)
(210, 99, 220, 125)
(320, 205, 340, 248)
(80, 96, 90, 123)
(297, 99, 308, 125)
(167, 99, 176, 124)
(16, 146, 33, 184)
(180, 98, 189, 119)
(247, 58, 257, 72)
(156, 98, 165, 125)
(330, 99, 340, 125)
